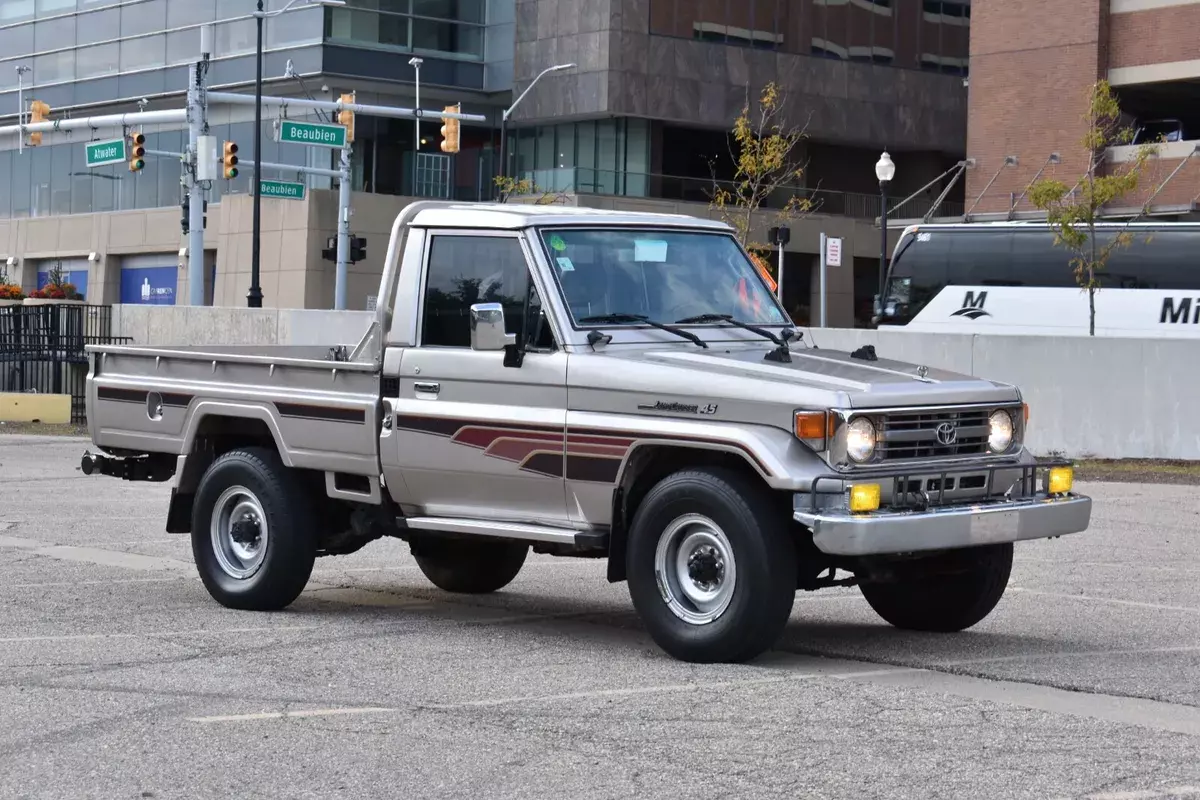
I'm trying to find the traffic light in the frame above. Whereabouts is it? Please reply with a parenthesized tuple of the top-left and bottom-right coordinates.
(439, 104, 460, 154)
(222, 141, 239, 179)
(28, 100, 49, 146)
(128, 131, 146, 172)
(337, 92, 355, 143)
(350, 236, 366, 263)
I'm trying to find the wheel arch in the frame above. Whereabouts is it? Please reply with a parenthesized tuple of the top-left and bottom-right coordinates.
(166, 406, 293, 534)
(605, 443, 773, 584)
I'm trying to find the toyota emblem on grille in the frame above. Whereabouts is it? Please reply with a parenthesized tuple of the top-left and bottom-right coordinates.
(935, 422, 958, 446)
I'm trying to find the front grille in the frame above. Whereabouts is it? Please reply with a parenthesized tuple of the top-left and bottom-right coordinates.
(879, 407, 991, 461)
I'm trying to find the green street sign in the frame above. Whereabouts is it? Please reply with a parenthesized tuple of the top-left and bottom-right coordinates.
(85, 138, 127, 167)
(257, 179, 306, 200)
(276, 119, 347, 149)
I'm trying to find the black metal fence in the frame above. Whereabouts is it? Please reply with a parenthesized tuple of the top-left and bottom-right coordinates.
(0, 303, 132, 424)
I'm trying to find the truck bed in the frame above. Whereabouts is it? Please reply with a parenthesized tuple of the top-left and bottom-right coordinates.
(85, 343, 381, 477)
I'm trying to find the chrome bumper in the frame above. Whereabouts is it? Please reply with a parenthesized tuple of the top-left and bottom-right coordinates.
(793, 494, 1092, 557)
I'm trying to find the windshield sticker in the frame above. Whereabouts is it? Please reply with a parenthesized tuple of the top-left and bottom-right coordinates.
(548, 234, 568, 252)
(634, 239, 668, 263)
(556, 257, 576, 272)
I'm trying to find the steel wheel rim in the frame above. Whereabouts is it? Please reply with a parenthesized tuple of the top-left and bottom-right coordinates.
(210, 485, 268, 580)
(653, 513, 737, 625)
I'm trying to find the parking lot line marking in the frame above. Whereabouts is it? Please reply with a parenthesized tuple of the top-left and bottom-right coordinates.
(0, 535, 191, 571)
(1015, 558, 1200, 574)
(1008, 587, 1200, 614)
(0, 624, 327, 644)
(421, 664, 923, 710)
(6, 576, 189, 589)
(187, 707, 395, 723)
(850, 669, 1200, 737)
(1084, 789, 1200, 800)
(938, 644, 1200, 667)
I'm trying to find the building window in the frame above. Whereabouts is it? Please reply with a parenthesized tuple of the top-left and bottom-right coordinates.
(509, 118, 651, 200)
(326, 0, 485, 59)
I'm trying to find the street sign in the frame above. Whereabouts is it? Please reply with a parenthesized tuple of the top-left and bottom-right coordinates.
(276, 119, 347, 149)
(825, 236, 843, 267)
(257, 179, 306, 200)
(85, 138, 127, 168)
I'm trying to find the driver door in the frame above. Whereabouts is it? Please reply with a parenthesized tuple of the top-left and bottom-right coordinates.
(391, 231, 569, 526)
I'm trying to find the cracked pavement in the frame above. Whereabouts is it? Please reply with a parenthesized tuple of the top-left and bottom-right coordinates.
(0, 435, 1198, 800)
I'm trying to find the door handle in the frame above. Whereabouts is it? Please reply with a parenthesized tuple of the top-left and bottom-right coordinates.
(414, 381, 440, 395)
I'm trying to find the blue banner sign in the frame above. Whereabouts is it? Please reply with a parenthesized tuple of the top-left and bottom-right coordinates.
(120, 265, 177, 305)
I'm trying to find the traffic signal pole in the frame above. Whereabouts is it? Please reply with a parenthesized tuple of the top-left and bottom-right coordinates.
(335, 144, 352, 310)
(186, 56, 208, 307)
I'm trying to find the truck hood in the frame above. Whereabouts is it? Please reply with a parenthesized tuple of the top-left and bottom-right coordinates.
(583, 343, 1019, 409)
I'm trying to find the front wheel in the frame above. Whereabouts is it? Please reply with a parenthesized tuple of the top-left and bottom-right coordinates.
(859, 543, 1014, 632)
(191, 448, 317, 611)
(626, 467, 797, 664)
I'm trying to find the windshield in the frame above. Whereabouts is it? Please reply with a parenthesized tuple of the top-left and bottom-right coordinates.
(538, 228, 789, 327)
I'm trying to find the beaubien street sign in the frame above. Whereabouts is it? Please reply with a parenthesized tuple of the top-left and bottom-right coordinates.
(257, 179, 306, 200)
(85, 138, 127, 167)
(276, 120, 347, 149)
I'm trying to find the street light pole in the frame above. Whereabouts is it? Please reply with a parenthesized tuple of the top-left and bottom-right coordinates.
(498, 62, 576, 183)
(409, 57, 422, 195)
(248, 0, 345, 308)
(875, 150, 896, 304)
(249, 0, 265, 308)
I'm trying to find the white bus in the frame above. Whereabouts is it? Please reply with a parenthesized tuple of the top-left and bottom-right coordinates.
(875, 221, 1200, 337)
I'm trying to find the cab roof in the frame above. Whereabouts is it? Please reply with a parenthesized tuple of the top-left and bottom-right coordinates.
(408, 203, 735, 232)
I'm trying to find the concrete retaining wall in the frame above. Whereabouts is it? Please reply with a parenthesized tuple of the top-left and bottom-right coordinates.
(108, 305, 1197, 461)
(111, 305, 374, 348)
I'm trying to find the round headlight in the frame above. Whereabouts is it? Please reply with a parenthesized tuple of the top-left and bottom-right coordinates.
(846, 418, 877, 463)
(988, 410, 1014, 453)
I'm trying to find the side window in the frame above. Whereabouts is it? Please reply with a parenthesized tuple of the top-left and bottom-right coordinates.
(947, 231, 1016, 286)
(420, 235, 552, 349)
(1010, 230, 1078, 288)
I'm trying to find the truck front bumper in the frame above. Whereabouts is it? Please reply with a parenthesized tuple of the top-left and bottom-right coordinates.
(794, 493, 1092, 557)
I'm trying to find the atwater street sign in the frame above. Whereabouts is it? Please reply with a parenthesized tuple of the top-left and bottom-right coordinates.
(276, 120, 347, 149)
(85, 139, 127, 168)
(257, 179, 306, 200)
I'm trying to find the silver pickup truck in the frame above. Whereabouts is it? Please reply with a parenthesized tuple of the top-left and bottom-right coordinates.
(82, 201, 1091, 663)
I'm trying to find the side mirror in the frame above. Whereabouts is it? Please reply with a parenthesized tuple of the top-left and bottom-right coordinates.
(470, 302, 516, 352)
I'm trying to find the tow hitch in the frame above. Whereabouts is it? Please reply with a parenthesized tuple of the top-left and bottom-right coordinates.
(80, 451, 175, 482)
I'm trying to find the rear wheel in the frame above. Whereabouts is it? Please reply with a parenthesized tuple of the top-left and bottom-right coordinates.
(191, 448, 317, 611)
(411, 537, 529, 594)
(626, 467, 796, 664)
(859, 543, 1013, 632)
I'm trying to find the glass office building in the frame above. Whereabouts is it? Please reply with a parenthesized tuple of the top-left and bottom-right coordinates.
(0, 0, 508, 219)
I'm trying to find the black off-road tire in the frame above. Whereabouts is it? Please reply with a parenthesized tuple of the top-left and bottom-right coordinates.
(191, 447, 317, 611)
(411, 537, 529, 594)
(625, 467, 797, 664)
(859, 543, 1014, 632)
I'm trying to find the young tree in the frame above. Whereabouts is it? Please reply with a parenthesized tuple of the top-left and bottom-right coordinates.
(492, 175, 569, 206)
(710, 82, 814, 288)
(1028, 79, 1159, 335)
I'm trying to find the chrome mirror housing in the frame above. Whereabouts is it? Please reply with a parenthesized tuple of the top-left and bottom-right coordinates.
(470, 302, 516, 352)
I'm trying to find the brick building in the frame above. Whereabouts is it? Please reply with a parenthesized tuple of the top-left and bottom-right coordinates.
(964, 0, 1200, 220)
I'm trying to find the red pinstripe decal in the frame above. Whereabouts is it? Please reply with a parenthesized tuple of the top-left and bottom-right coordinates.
(393, 415, 774, 481)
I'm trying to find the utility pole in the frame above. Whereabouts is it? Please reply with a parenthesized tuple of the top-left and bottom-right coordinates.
(185, 26, 213, 307)
(335, 143, 351, 310)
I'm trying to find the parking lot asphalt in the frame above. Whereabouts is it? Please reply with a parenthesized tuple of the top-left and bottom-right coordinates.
(0, 434, 1198, 800)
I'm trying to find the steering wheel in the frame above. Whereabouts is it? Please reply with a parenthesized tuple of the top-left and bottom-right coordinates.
(666, 301, 712, 322)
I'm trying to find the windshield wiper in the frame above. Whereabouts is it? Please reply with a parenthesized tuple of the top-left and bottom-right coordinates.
(675, 314, 797, 363)
(579, 313, 708, 349)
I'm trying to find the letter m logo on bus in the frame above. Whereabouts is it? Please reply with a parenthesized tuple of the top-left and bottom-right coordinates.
(950, 290, 991, 320)
(1160, 297, 1199, 325)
